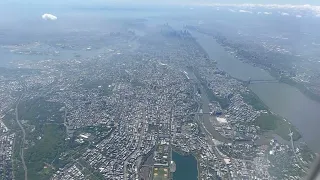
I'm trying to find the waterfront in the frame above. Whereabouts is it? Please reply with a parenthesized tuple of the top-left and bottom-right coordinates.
(191, 30, 320, 151)
(172, 151, 198, 180)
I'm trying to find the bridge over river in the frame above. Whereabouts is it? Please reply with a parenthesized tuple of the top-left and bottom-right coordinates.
(247, 78, 279, 85)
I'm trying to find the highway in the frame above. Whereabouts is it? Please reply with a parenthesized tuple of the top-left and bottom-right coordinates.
(15, 93, 28, 180)
(289, 129, 308, 172)
(124, 109, 147, 180)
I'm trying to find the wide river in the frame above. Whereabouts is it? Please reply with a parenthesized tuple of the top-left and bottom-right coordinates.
(191, 30, 320, 152)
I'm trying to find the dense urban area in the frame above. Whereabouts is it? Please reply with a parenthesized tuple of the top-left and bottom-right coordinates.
(0, 5, 318, 180)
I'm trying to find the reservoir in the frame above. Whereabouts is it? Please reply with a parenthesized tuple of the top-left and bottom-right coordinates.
(172, 151, 198, 180)
(191, 30, 320, 152)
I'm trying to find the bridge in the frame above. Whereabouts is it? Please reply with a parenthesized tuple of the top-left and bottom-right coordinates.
(189, 112, 212, 116)
(247, 78, 279, 85)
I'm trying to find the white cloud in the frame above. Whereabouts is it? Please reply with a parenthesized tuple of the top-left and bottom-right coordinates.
(296, 14, 302, 18)
(42, 13, 57, 21)
(239, 9, 252, 13)
(194, 3, 320, 17)
(258, 12, 272, 15)
(281, 12, 290, 16)
(229, 9, 236, 12)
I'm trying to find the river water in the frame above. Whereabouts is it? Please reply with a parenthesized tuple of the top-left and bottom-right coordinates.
(190, 30, 320, 152)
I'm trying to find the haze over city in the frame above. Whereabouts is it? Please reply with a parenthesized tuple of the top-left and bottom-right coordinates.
(0, 0, 319, 180)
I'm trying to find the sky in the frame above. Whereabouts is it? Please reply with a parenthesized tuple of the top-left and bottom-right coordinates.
(199, 0, 320, 5)
(2, 0, 320, 6)
(1, 0, 320, 16)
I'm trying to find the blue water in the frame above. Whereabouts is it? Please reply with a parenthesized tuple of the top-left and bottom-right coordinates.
(172, 151, 198, 180)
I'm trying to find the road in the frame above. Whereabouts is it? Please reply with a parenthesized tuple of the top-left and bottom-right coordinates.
(289, 129, 308, 172)
(124, 110, 147, 180)
(15, 94, 28, 180)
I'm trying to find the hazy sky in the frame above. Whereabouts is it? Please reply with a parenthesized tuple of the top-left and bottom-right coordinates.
(1, 0, 320, 15)
(197, 0, 320, 4)
(2, 0, 320, 6)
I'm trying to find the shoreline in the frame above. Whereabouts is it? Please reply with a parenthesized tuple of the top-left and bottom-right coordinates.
(187, 29, 311, 151)
(279, 76, 320, 103)
(243, 87, 302, 142)
(187, 26, 320, 105)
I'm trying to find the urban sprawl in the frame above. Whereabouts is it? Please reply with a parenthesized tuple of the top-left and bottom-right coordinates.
(0, 23, 315, 180)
